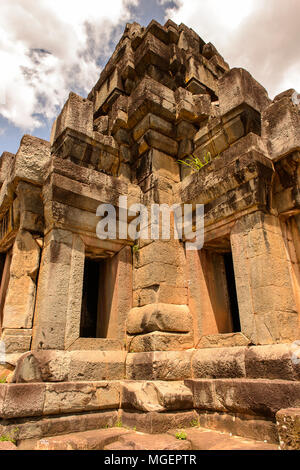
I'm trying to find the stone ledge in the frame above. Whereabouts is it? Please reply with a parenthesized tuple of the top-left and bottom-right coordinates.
(120, 409, 198, 434)
(0, 381, 121, 419)
(197, 333, 251, 349)
(197, 410, 278, 444)
(185, 378, 300, 418)
(9, 344, 300, 384)
(1, 410, 119, 443)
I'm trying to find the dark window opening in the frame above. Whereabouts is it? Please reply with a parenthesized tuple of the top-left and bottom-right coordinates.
(80, 258, 102, 338)
(223, 252, 241, 332)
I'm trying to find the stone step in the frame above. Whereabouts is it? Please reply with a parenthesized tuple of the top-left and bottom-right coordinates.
(18, 427, 279, 451)
(168, 428, 279, 451)
(30, 428, 129, 450)
(104, 432, 192, 450)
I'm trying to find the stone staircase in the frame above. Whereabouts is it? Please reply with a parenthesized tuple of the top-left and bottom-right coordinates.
(1, 344, 300, 450)
(16, 427, 279, 451)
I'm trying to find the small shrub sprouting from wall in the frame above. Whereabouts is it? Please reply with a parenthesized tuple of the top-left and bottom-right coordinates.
(178, 151, 220, 173)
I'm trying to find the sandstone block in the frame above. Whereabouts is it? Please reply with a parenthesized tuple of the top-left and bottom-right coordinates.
(126, 351, 193, 381)
(2, 230, 40, 330)
(142, 129, 178, 157)
(111, 431, 192, 450)
(120, 409, 198, 434)
(218, 68, 271, 116)
(262, 97, 300, 160)
(198, 411, 278, 444)
(127, 304, 192, 334)
(192, 347, 246, 379)
(245, 344, 300, 381)
(3, 411, 119, 443)
(128, 331, 193, 352)
(51, 92, 93, 145)
(0, 383, 45, 419)
(133, 113, 173, 141)
(43, 381, 120, 415)
(13, 135, 51, 185)
(197, 333, 251, 349)
(35, 428, 128, 451)
(121, 380, 193, 412)
(67, 351, 126, 381)
(185, 378, 300, 417)
(0, 441, 17, 450)
(276, 408, 300, 450)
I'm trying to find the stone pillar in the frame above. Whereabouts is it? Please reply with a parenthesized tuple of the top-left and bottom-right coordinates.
(1, 230, 41, 353)
(231, 211, 300, 344)
(31, 229, 85, 350)
(127, 115, 194, 352)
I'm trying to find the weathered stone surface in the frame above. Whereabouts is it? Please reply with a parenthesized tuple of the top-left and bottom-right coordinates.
(177, 427, 278, 451)
(127, 304, 192, 334)
(218, 68, 271, 116)
(192, 347, 246, 378)
(120, 409, 199, 434)
(31, 229, 83, 351)
(51, 92, 94, 145)
(13, 350, 127, 383)
(276, 408, 300, 450)
(197, 333, 251, 349)
(35, 428, 128, 451)
(262, 97, 300, 160)
(231, 211, 300, 345)
(2, 230, 40, 330)
(1, 329, 32, 356)
(43, 381, 120, 415)
(0, 441, 17, 450)
(0, 383, 45, 419)
(126, 351, 193, 381)
(185, 379, 300, 418)
(3, 411, 118, 443)
(198, 411, 278, 444)
(106, 431, 192, 450)
(13, 135, 51, 185)
(245, 344, 300, 381)
(121, 380, 193, 412)
(128, 331, 193, 352)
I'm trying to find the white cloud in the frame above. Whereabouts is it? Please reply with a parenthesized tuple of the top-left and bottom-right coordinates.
(0, 0, 138, 131)
(166, 0, 300, 98)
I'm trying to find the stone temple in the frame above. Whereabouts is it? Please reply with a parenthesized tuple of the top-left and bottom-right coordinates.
(0, 19, 299, 451)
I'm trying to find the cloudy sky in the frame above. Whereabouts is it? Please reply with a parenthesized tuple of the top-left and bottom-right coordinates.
(0, 0, 299, 154)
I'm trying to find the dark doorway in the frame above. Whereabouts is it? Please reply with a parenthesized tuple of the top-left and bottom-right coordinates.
(223, 252, 241, 332)
(80, 258, 101, 338)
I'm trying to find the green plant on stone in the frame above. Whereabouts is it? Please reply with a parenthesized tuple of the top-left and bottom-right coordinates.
(178, 151, 219, 173)
(132, 244, 139, 254)
(0, 428, 19, 444)
(190, 419, 199, 428)
(0, 435, 16, 444)
(0, 378, 6, 384)
(175, 431, 187, 440)
(115, 420, 123, 428)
